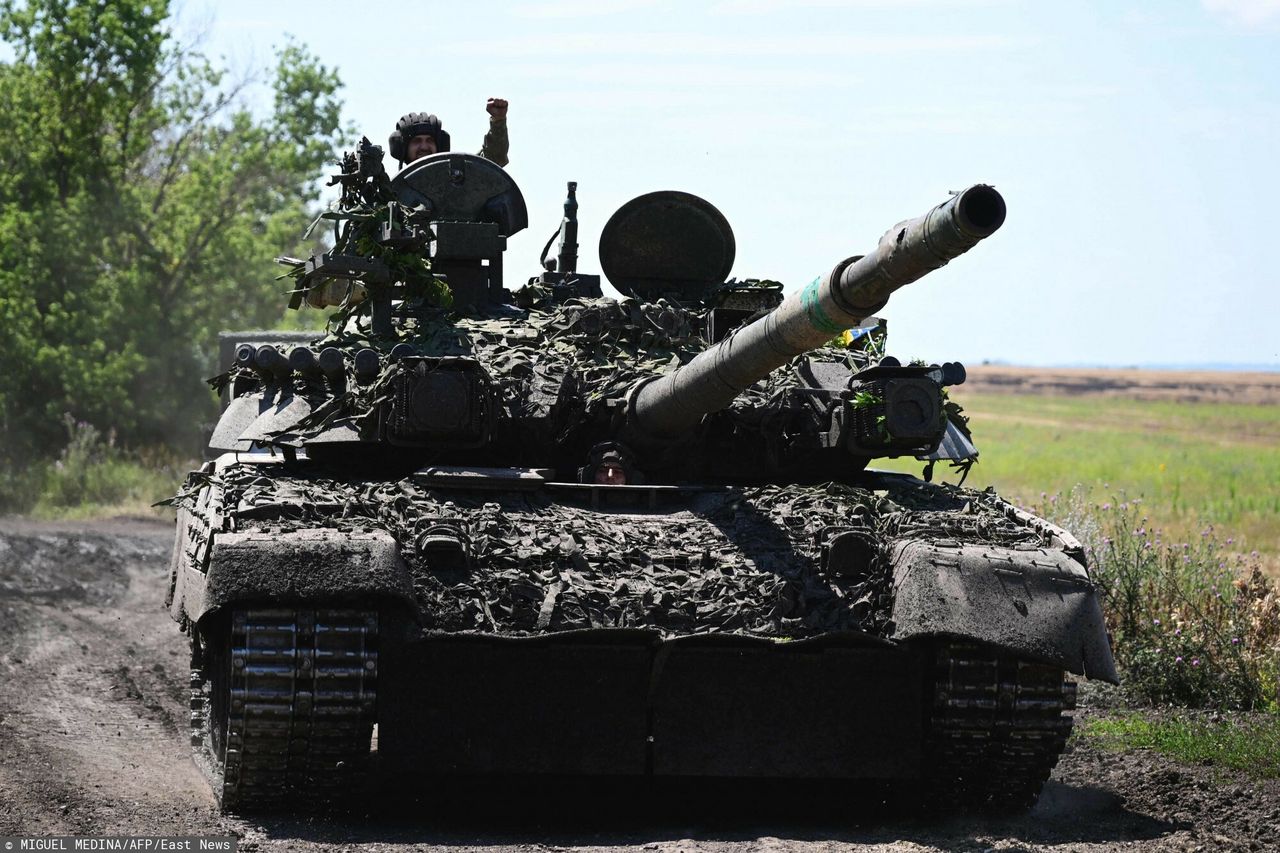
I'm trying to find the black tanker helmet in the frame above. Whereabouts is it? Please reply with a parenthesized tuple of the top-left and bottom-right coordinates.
(388, 112, 452, 163)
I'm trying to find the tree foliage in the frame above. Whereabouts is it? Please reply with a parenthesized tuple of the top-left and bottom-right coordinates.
(0, 0, 346, 466)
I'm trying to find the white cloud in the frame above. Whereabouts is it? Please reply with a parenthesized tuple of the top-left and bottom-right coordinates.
(1202, 0, 1280, 26)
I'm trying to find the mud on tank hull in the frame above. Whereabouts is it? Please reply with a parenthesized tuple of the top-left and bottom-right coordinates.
(168, 458, 1116, 813)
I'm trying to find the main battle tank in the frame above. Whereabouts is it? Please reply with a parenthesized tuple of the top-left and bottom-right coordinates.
(167, 141, 1117, 813)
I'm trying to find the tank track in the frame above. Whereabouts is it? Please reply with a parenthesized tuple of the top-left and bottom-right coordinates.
(927, 641, 1077, 811)
(190, 609, 378, 811)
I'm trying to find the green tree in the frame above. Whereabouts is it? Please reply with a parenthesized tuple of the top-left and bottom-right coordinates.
(0, 0, 345, 473)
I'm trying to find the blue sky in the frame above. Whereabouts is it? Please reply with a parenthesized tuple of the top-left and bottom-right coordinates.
(187, 0, 1280, 368)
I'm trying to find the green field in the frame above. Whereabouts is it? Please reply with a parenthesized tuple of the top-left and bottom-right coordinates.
(879, 393, 1280, 572)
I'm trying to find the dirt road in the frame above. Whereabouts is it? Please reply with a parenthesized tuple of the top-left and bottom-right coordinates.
(2, 517, 1277, 852)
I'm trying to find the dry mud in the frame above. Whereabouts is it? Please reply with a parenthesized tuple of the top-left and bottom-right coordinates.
(2, 516, 1278, 852)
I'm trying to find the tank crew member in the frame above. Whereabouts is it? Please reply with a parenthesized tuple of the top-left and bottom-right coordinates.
(389, 98, 509, 168)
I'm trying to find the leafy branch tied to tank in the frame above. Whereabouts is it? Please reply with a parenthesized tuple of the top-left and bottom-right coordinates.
(274, 137, 452, 331)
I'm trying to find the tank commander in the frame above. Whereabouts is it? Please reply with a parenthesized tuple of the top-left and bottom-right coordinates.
(388, 98, 509, 168)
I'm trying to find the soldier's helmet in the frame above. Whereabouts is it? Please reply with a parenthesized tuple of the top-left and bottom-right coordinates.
(389, 112, 452, 163)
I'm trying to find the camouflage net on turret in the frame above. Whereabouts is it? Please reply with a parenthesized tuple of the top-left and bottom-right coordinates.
(212, 295, 871, 444)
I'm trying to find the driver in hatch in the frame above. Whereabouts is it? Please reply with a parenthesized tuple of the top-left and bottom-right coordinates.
(388, 98, 509, 168)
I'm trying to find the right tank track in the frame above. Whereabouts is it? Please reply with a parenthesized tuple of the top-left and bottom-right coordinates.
(190, 608, 379, 811)
(927, 641, 1078, 811)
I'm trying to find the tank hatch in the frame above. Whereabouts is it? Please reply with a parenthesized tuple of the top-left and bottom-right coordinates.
(598, 190, 735, 303)
(392, 152, 528, 237)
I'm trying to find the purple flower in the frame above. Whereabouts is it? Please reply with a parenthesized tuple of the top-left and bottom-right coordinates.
(1175, 628, 1182, 636)
(1192, 658, 1200, 667)
(1227, 538, 1234, 545)
(1153, 618, 1161, 626)
(1232, 637, 1241, 645)
(1102, 502, 1112, 510)
(1176, 656, 1184, 663)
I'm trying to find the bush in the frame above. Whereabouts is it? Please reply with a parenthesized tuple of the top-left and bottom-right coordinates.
(0, 415, 187, 518)
(1040, 489, 1280, 711)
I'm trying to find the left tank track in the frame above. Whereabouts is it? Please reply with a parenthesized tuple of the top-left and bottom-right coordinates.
(190, 608, 379, 811)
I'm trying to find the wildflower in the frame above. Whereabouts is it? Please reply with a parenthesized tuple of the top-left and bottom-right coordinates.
(1183, 543, 1190, 551)
(1176, 656, 1184, 663)
(1175, 627, 1182, 636)
(1192, 659, 1200, 667)
(1153, 618, 1161, 626)
(1133, 498, 1143, 505)
(1232, 637, 1241, 645)
(1183, 556, 1191, 564)
(1102, 502, 1112, 511)
(1120, 502, 1129, 510)
(1227, 538, 1235, 545)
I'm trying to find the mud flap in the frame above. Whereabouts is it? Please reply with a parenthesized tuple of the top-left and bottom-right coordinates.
(889, 540, 1120, 683)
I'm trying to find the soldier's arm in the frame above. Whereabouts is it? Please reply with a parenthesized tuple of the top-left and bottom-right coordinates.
(480, 98, 509, 167)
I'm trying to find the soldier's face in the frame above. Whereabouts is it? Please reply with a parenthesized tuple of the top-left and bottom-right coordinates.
(594, 462, 626, 485)
(407, 134, 437, 162)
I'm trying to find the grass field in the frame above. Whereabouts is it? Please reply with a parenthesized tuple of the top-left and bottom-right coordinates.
(879, 391, 1280, 574)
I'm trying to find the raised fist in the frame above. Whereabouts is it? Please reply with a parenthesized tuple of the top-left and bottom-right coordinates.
(486, 98, 508, 120)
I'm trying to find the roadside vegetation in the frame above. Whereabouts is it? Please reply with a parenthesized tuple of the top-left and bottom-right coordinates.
(934, 392, 1280, 571)
(1083, 713, 1280, 779)
(0, 418, 189, 520)
(887, 391, 1280, 774)
(0, 0, 347, 514)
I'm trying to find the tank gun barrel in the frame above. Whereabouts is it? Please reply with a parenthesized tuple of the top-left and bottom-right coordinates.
(627, 184, 1006, 441)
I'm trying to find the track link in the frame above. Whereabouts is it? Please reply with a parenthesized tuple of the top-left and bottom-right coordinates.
(928, 641, 1077, 811)
(191, 608, 378, 811)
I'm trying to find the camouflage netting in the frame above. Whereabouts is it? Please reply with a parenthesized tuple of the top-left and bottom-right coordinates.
(180, 463, 1046, 639)
(218, 296, 867, 441)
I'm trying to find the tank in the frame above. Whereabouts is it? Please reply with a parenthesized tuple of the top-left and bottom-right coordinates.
(167, 140, 1117, 813)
